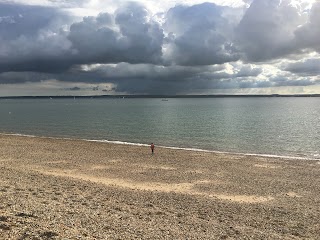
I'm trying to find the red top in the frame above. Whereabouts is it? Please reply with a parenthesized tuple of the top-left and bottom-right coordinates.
(151, 144, 155, 149)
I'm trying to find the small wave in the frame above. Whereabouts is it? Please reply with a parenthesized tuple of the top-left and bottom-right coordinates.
(85, 139, 320, 161)
(2, 133, 37, 138)
(153, 146, 319, 161)
(87, 139, 149, 147)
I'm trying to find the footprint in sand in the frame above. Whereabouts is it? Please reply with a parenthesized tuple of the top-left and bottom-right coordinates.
(90, 165, 109, 170)
(254, 164, 280, 169)
(285, 192, 302, 198)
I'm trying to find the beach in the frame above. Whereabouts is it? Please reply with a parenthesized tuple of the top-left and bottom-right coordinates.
(0, 134, 319, 239)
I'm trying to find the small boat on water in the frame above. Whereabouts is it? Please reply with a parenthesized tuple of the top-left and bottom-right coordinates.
(161, 99, 168, 101)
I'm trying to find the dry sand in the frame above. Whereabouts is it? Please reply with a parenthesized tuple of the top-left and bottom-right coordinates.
(0, 134, 319, 239)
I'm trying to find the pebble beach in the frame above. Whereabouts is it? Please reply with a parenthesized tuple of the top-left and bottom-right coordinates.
(0, 134, 320, 239)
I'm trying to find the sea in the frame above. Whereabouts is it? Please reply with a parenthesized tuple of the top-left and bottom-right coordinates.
(0, 97, 319, 160)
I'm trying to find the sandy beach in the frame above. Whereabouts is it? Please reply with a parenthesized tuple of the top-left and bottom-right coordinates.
(0, 134, 319, 239)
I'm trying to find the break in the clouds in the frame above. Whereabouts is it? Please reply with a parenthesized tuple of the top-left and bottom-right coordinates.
(0, 0, 319, 95)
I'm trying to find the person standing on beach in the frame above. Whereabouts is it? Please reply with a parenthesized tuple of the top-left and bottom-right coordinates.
(151, 143, 155, 155)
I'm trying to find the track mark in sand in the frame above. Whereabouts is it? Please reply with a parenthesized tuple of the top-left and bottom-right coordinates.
(212, 194, 274, 203)
(254, 164, 280, 169)
(286, 192, 302, 198)
(195, 180, 212, 184)
(32, 168, 273, 204)
(109, 159, 122, 163)
(150, 166, 176, 171)
(185, 170, 204, 174)
(137, 164, 177, 171)
(42, 168, 77, 175)
(0, 158, 14, 163)
(45, 160, 67, 164)
(90, 165, 109, 170)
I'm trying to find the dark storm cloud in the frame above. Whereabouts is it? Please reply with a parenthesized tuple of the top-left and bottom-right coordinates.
(0, 3, 75, 73)
(68, 2, 164, 65)
(67, 86, 81, 91)
(283, 58, 320, 76)
(63, 63, 262, 94)
(0, 0, 320, 95)
(0, 3, 65, 40)
(235, 0, 303, 62)
(0, 71, 52, 84)
(163, 3, 241, 66)
(0, 2, 164, 74)
(0, 61, 263, 94)
(236, 0, 320, 62)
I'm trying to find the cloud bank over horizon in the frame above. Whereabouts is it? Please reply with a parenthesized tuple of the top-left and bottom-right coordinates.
(0, 0, 319, 96)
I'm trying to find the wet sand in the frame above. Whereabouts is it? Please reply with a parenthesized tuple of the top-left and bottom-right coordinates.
(0, 134, 319, 239)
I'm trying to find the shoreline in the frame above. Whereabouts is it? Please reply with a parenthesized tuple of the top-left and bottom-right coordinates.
(2, 132, 319, 162)
(1, 134, 320, 239)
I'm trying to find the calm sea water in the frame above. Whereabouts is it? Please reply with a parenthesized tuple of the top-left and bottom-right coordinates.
(0, 98, 319, 159)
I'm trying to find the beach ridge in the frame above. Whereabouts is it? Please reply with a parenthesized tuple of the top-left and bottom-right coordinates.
(0, 135, 319, 239)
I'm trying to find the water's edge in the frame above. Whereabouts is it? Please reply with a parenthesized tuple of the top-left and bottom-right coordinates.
(2, 132, 319, 161)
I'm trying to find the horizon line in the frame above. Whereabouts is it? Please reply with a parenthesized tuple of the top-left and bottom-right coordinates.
(1, 94, 320, 99)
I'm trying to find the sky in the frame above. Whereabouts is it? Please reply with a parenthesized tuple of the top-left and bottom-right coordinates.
(0, 0, 319, 96)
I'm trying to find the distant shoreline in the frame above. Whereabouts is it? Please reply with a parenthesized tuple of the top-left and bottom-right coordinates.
(1, 94, 320, 99)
